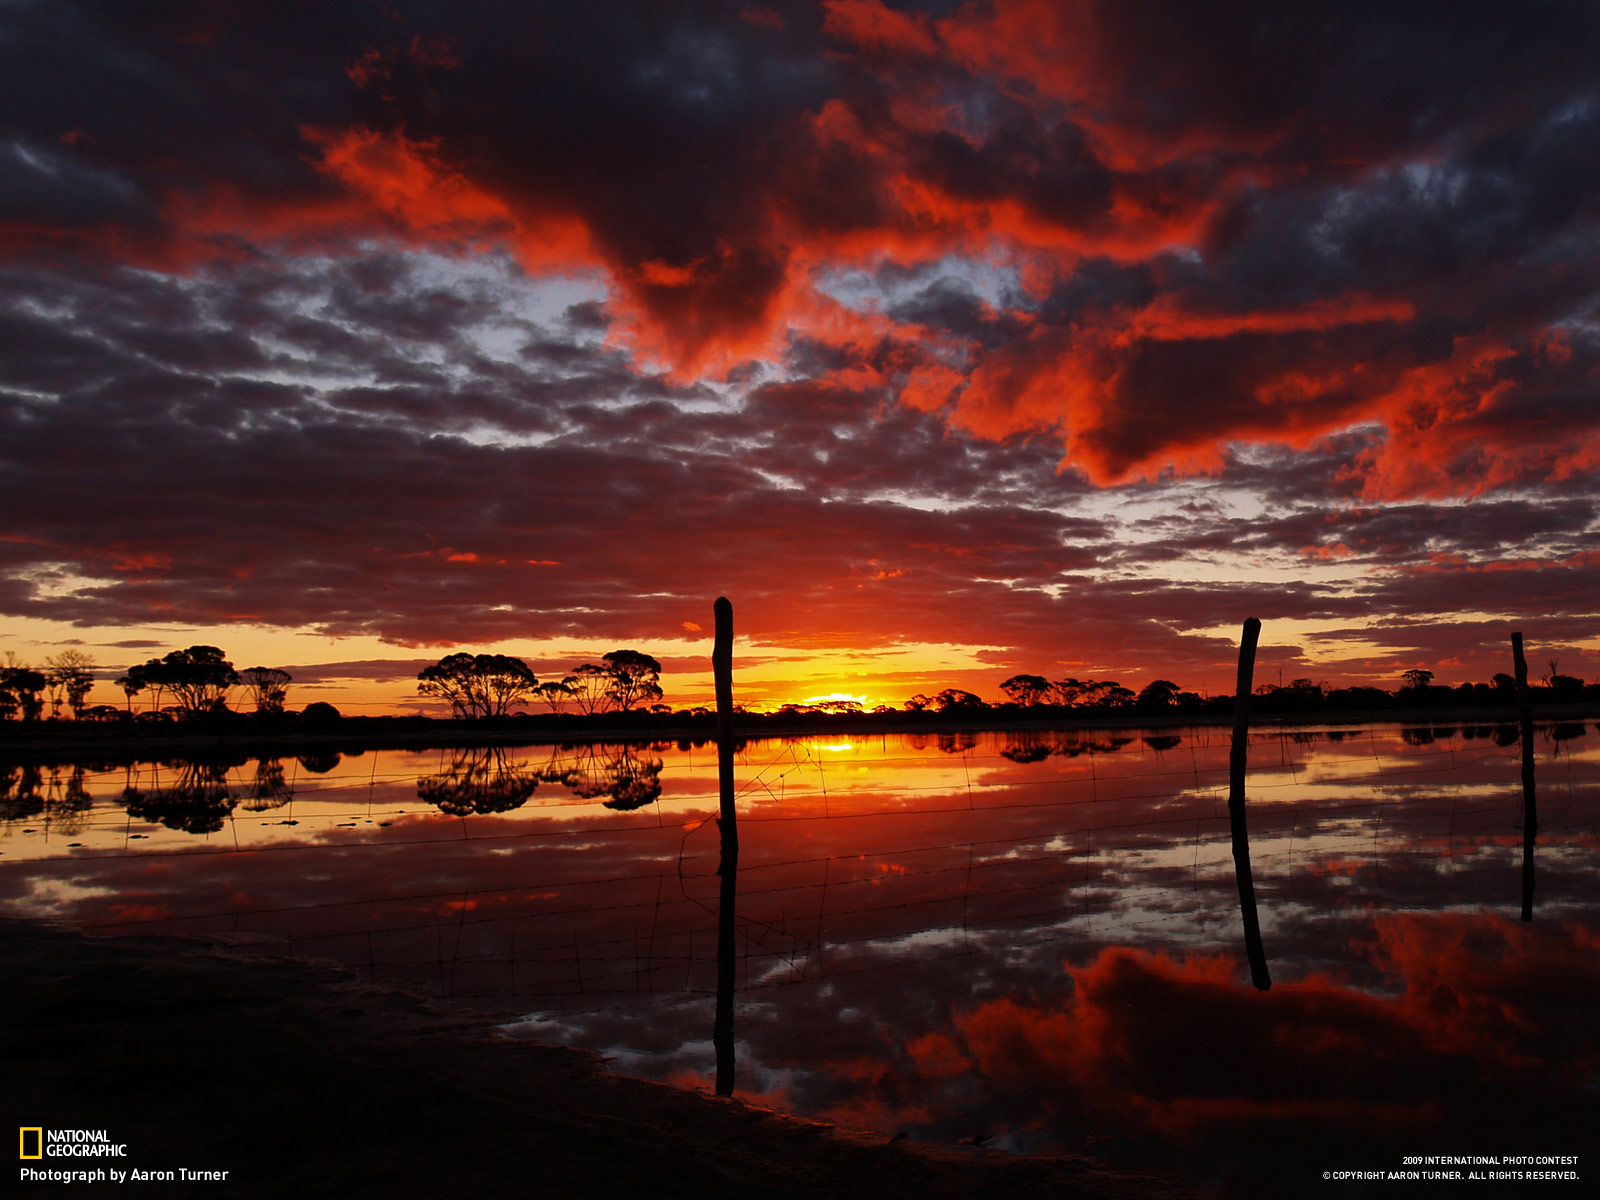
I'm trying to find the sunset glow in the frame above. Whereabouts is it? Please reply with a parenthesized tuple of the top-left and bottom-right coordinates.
(2, 2, 1598, 712)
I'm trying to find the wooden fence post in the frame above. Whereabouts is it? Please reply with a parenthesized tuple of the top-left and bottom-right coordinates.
(712, 596, 739, 1094)
(1229, 617, 1271, 991)
(1511, 632, 1537, 922)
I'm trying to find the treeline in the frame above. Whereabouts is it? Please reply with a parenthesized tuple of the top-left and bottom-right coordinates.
(0, 645, 311, 724)
(0, 650, 97, 721)
(5, 641, 1594, 732)
(0, 643, 673, 726)
(416, 649, 664, 718)
(768, 667, 1597, 721)
(979, 667, 1597, 717)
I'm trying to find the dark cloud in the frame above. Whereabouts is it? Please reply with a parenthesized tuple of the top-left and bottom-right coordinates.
(1, 1, 1597, 696)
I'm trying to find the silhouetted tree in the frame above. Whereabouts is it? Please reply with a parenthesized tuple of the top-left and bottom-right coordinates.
(602, 649, 664, 711)
(1259, 677, 1328, 713)
(0, 662, 46, 721)
(46, 650, 97, 718)
(1049, 678, 1087, 706)
(536, 679, 576, 713)
(933, 688, 986, 713)
(124, 646, 239, 715)
(1080, 680, 1136, 709)
(1000, 674, 1052, 706)
(115, 662, 157, 713)
(300, 702, 341, 731)
(239, 667, 292, 714)
(1135, 679, 1182, 711)
(417, 653, 537, 718)
(562, 663, 615, 714)
(1401, 668, 1435, 691)
(1546, 673, 1585, 698)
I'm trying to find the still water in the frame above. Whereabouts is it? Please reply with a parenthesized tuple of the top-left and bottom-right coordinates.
(4, 723, 1597, 1192)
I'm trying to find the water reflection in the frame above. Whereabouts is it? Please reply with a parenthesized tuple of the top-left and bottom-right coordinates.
(714, 803, 737, 1097)
(539, 743, 665, 812)
(1, 763, 93, 832)
(244, 759, 294, 812)
(889, 914, 1596, 1190)
(1, 723, 1595, 1190)
(418, 746, 540, 816)
(0, 761, 43, 822)
(297, 750, 342, 775)
(122, 757, 242, 834)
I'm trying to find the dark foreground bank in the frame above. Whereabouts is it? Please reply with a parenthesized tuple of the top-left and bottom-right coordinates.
(3, 920, 1191, 1200)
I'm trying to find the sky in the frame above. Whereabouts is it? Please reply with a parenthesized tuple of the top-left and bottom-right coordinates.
(2, 0, 1598, 714)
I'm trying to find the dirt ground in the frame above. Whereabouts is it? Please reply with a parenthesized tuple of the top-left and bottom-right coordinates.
(4, 919, 1194, 1199)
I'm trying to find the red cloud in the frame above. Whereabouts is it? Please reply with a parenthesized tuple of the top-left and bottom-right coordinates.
(5, 2, 1596, 501)
(304, 127, 515, 240)
(821, 0, 939, 60)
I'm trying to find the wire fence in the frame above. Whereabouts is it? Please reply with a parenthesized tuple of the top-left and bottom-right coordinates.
(3, 724, 1596, 1016)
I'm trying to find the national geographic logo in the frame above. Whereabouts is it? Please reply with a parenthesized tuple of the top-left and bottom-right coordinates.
(17, 1127, 128, 1158)
(18, 1126, 230, 1186)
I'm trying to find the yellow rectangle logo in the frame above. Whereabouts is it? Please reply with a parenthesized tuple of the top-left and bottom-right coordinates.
(20, 1127, 43, 1159)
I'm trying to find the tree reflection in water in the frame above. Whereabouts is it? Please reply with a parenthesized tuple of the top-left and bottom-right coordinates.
(0, 762, 91, 831)
(43, 765, 94, 834)
(0, 761, 44, 823)
(998, 734, 1052, 764)
(996, 730, 1154, 761)
(241, 758, 293, 812)
(123, 756, 242, 834)
(296, 750, 341, 775)
(413, 744, 666, 815)
(417, 747, 539, 816)
(534, 743, 665, 811)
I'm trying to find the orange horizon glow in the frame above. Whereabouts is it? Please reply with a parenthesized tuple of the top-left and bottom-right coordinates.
(19, 623, 1590, 720)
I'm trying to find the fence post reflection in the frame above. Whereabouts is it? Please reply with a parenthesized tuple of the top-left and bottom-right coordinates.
(713, 596, 739, 1095)
(1229, 617, 1272, 991)
(1511, 632, 1537, 922)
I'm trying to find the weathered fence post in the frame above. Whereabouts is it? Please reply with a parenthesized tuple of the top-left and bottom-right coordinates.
(712, 596, 739, 1094)
(1511, 632, 1537, 922)
(1229, 617, 1271, 991)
